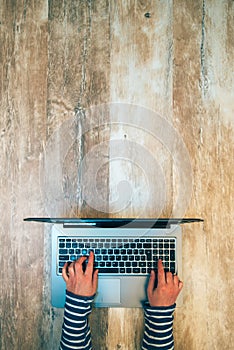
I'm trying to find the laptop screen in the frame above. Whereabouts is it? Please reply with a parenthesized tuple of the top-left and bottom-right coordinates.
(24, 217, 203, 228)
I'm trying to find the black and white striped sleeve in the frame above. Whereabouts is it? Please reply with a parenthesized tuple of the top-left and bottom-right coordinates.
(142, 303, 176, 350)
(60, 290, 95, 350)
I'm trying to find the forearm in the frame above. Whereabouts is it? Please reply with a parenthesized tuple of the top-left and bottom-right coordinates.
(60, 290, 95, 350)
(142, 304, 176, 350)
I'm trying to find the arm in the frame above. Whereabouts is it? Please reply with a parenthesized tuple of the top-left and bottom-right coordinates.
(60, 252, 98, 350)
(142, 260, 183, 350)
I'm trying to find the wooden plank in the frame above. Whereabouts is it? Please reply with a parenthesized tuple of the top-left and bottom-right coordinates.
(173, 0, 234, 349)
(0, 0, 48, 349)
(107, 1, 173, 349)
(109, 0, 174, 219)
(46, 1, 111, 348)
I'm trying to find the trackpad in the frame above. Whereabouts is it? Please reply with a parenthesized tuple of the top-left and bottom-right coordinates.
(95, 279, 121, 304)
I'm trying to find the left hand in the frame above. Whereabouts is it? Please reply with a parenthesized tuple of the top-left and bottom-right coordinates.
(62, 251, 99, 297)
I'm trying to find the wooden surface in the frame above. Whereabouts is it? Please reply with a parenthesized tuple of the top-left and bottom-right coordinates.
(0, 1, 233, 349)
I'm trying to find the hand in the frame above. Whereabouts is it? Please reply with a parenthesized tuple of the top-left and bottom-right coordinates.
(147, 259, 183, 307)
(62, 251, 99, 297)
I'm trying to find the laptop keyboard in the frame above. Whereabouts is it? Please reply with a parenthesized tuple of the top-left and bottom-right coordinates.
(57, 237, 177, 275)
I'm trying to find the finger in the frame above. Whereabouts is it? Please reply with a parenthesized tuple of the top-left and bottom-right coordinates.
(178, 280, 183, 291)
(92, 269, 99, 292)
(165, 271, 173, 284)
(62, 262, 69, 282)
(157, 259, 166, 285)
(173, 274, 179, 285)
(74, 256, 87, 273)
(68, 262, 75, 276)
(147, 270, 155, 296)
(85, 251, 94, 275)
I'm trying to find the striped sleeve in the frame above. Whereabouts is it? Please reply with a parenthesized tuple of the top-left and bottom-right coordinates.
(142, 303, 176, 350)
(60, 290, 95, 350)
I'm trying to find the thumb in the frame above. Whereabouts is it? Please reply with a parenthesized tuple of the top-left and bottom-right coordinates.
(147, 270, 155, 296)
(92, 269, 99, 293)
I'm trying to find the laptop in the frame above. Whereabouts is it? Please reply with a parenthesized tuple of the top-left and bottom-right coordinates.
(24, 217, 203, 308)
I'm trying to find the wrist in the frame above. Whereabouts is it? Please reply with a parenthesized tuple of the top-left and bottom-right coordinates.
(66, 289, 96, 301)
(144, 302, 176, 310)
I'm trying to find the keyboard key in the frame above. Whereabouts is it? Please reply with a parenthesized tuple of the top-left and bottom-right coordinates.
(143, 243, 151, 248)
(59, 249, 68, 254)
(98, 268, 119, 274)
(59, 255, 69, 260)
(170, 262, 176, 273)
(145, 250, 152, 260)
(170, 251, 175, 260)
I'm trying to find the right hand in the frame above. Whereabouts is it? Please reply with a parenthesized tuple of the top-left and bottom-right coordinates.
(147, 259, 183, 307)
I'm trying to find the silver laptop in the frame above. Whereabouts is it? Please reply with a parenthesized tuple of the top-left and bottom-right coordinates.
(24, 217, 203, 308)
